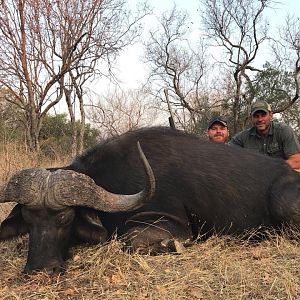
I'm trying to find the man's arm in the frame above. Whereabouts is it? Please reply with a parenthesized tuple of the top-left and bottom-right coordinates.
(287, 153, 300, 171)
(228, 131, 244, 147)
(281, 124, 300, 171)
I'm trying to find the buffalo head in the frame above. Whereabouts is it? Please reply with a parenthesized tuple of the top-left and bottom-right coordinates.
(0, 142, 155, 274)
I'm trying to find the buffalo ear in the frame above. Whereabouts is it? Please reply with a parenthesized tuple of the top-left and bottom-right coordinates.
(72, 208, 108, 245)
(0, 204, 29, 240)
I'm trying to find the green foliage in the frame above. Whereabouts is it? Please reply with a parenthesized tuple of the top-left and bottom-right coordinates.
(40, 114, 99, 157)
(246, 62, 295, 110)
(0, 88, 24, 142)
(245, 62, 300, 132)
(0, 88, 100, 155)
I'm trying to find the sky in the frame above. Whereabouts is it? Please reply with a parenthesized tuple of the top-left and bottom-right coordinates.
(115, 0, 200, 89)
(113, 0, 300, 90)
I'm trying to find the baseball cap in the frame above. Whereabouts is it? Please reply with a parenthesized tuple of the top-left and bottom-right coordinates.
(251, 101, 272, 116)
(208, 116, 228, 129)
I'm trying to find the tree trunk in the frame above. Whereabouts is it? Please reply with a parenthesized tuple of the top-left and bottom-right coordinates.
(64, 88, 77, 158)
(78, 97, 85, 154)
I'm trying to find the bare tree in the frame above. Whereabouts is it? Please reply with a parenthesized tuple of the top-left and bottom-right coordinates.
(0, 0, 149, 152)
(145, 6, 209, 133)
(201, 0, 271, 133)
(87, 88, 159, 138)
(271, 14, 300, 113)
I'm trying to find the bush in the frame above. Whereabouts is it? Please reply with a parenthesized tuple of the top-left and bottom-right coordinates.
(40, 114, 99, 158)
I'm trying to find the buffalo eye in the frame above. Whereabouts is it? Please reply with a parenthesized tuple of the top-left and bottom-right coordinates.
(55, 210, 75, 227)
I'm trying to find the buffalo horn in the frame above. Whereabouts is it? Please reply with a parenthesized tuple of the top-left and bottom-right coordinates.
(0, 168, 52, 207)
(0, 142, 155, 212)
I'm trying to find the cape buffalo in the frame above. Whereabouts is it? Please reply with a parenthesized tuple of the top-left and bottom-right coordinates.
(1, 126, 300, 273)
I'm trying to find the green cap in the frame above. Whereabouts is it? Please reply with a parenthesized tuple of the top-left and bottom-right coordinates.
(251, 101, 272, 116)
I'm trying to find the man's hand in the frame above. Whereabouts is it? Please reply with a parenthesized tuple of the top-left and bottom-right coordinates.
(287, 153, 300, 171)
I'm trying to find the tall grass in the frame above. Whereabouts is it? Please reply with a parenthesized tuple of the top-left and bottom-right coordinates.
(0, 142, 70, 181)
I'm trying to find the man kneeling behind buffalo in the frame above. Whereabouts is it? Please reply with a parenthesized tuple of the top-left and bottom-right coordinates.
(230, 101, 300, 171)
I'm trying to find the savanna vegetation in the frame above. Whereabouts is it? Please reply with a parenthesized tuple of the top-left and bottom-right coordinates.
(0, 0, 300, 299)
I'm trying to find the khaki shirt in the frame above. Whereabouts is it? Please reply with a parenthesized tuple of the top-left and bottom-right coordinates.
(229, 122, 300, 159)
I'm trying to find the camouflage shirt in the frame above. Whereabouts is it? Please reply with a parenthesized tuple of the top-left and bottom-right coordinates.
(229, 122, 300, 159)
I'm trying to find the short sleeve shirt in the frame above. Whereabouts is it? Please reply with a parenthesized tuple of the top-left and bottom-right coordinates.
(229, 122, 300, 159)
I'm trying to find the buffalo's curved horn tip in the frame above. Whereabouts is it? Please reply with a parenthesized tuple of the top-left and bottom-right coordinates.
(137, 141, 156, 200)
(52, 141, 156, 211)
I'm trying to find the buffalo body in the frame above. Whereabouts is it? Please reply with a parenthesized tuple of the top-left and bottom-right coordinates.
(0, 127, 299, 273)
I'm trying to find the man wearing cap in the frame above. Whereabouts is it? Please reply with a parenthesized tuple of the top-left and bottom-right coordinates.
(229, 100, 300, 170)
(207, 116, 230, 143)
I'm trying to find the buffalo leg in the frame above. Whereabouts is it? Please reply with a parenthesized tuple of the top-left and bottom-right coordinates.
(270, 174, 300, 228)
(121, 213, 192, 254)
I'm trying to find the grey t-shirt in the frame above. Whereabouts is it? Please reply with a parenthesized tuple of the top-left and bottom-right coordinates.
(229, 122, 300, 159)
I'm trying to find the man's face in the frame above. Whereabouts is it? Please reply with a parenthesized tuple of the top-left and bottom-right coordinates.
(208, 122, 229, 143)
(251, 110, 273, 134)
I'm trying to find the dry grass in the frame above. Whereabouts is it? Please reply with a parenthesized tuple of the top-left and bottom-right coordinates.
(0, 143, 69, 182)
(1, 144, 300, 299)
(1, 235, 300, 299)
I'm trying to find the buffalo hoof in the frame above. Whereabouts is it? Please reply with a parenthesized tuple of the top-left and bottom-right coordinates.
(160, 238, 186, 254)
(23, 265, 65, 275)
(133, 238, 187, 255)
